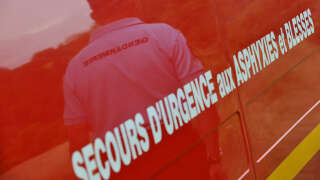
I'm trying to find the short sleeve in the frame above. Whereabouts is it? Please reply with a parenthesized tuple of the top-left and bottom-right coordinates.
(63, 72, 87, 126)
(171, 30, 204, 84)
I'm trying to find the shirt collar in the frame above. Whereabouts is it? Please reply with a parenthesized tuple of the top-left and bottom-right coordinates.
(90, 17, 144, 42)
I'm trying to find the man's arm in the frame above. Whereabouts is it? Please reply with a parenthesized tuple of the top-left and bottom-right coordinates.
(63, 70, 90, 155)
(170, 27, 223, 168)
(170, 29, 205, 84)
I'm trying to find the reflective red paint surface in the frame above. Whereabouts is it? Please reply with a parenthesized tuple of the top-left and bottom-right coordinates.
(220, 0, 320, 178)
(0, 0, 319, 179)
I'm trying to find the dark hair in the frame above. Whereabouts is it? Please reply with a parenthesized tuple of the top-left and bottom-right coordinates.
(88, 0, 143, 24)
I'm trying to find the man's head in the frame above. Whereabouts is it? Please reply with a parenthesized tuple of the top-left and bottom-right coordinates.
(87, 0, 143, 25)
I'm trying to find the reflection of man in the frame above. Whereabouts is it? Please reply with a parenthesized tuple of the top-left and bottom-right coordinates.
(64, 0, 203, 150)
(63, 0, 223, 179)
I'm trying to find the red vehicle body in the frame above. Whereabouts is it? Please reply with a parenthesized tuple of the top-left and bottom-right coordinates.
(0, 0, 319, 179)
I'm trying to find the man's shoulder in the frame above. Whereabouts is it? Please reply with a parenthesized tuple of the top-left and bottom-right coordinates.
(141, 22, 181, 49)
(64, 46, 91, 77)
(144, 22, 178, 34)
(68, 36, 105, 67)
